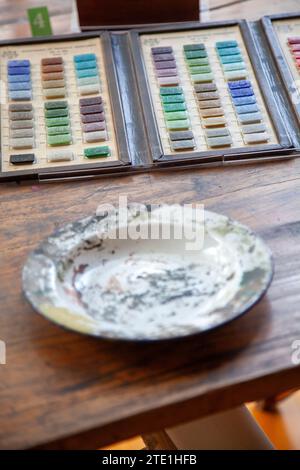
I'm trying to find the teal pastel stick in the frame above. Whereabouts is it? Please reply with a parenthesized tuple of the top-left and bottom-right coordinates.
(184, 50, 207, 59)
(221, 55, 243, 64)
(189, 65, 211, 74)
(223, 62, 246, 71)
(160, 86, 183, 95)
(218, 47, 241, 56)
(161, 94, 185, 104)
(186, 58, 209, 66)
(216, 40, 238, 49)
(77, 76, 99, 86)
(163, 102, 186, 112)
(76, 68, 98, 78)
(74, 53, 96, 62)
(183, 44, 205, 51)
(75, 60, 97, 70)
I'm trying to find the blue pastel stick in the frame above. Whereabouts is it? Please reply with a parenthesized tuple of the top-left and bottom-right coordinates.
(8, 59, 30, 67)
(230, 87, 254, 98)
(228, 80, 251, 89)
(74, 53, 96, 62)
(9, 81, 31, 91)
(75, 60, 97, 70)
(9, 90, 32, 100)
(235, 103, 259, 114)
(8, 74, 31, 83)
(76, 68, 98, 78)
(233, 96, 256, 106)
(8, 66, 30, 75)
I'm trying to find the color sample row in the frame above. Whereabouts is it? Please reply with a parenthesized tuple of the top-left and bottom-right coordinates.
(217, 42, 268, 143)
(7, 60, 32, 101)
(74, 53, 100, 95)
(151, 46, 195, 151)
(45, 100, 72, 150)
(151, 46, 179, 86)
(79, 96, 111, 158)
(9, 102, 35, 152)
(44, 100, 75, 162)
(41, 57, 66, 99)
(183, 43, 213, 84)
(184, 43, 232, 148)
(287, 36, 300, 71)
(80, 96, 111, 159)
(80, 96, 108, 144)
(228, 80, 269, 144)
(216, 41, 248, 81)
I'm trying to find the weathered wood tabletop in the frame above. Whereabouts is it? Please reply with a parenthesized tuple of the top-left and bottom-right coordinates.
(1, 0, 300, 450)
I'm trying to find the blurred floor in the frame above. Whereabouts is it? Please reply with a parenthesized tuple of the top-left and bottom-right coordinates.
(101, 436, 145, 450)
(248, 392, 300, 450)
(101, 392, 300, 450)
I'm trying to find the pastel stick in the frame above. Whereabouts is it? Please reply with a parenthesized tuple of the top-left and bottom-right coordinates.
(81, 113, 105, 123)
(8, 60, 30, 67)
(153, 53, 174, 61)
(8, 67, 30, 75)
(169, 130, 194, 141)
(8, 74, 30, 83)
(156, 69, 178, 77)
(155, 60, 176, 70)
(230, 87, 254, 98)
(151, 47, 172, 54)
(74, 53, 96, 62)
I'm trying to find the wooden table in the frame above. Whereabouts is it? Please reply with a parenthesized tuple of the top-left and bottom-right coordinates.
(1, 0, 300, 451)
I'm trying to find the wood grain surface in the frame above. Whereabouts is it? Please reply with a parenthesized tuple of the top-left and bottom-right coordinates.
(1, 157, 300, 449)
(0, 0, 300, 451)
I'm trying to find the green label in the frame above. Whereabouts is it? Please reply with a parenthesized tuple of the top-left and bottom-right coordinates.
(27, 7, 53, 37)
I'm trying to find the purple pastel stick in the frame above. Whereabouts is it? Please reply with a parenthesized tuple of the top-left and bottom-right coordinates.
(151, 46, 172, 54)
(153, 53, 174, 62)
(155, 60, 176, 70)
(81, 112, 105, 123)
(156, 68, 178, 77)
(82, 121, 106, 132)
(80, 103, 104, 114)
(79, 96, 102, 106)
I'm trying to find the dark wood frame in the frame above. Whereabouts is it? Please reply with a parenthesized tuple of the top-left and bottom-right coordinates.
(76, 0, 200, 28)
(0, 31, 131, 182)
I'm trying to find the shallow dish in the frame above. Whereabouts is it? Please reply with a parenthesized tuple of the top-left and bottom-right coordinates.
(23, 205, 273, 341)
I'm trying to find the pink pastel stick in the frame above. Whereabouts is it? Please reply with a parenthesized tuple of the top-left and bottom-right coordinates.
(288, 37, 300, 45)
